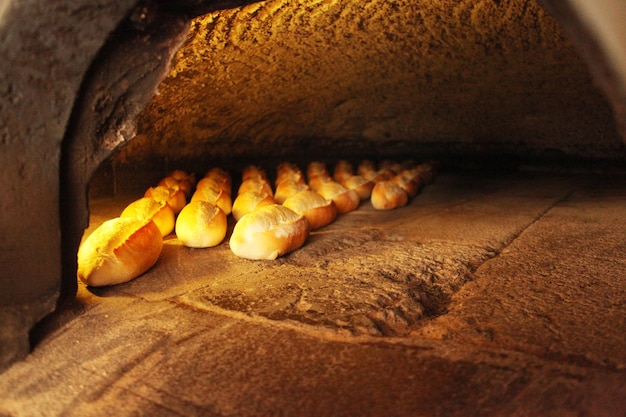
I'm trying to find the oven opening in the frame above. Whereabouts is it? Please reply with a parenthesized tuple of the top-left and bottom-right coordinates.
(1, 0, 625, 415)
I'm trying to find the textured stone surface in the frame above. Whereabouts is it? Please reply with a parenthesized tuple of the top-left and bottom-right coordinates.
(120, 0, 624, 167)
(1, 171, 623, 416)
(0, 0, 139, 372)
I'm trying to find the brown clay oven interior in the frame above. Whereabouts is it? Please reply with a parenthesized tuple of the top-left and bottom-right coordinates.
(0, 0, 625, 415)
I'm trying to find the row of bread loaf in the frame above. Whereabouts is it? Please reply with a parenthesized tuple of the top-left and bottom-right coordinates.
(228, 159, 440, 261)
(77, 169, 197, 287)
(77, 160, 438, 286)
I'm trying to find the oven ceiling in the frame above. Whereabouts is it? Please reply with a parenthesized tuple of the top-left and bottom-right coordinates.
(117, 0, 623, 166)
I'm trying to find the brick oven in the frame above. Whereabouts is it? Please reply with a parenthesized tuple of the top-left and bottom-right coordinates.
(0, 0, 625, 415)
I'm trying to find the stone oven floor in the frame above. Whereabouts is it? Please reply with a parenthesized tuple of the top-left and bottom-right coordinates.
(1, 170, 625, 416)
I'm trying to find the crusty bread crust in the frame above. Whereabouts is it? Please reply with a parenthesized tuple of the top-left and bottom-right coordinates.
(229, 204, 310, 260)
(77, 217, 163, 287)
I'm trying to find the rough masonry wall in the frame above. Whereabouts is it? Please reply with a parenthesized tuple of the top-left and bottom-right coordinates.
(120, 0, 624, 169)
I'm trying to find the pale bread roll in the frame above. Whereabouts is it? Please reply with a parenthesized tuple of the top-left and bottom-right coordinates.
(343, 175, 374, 200)
(283, 190, 337, 229)
(145, 185, 186, 214)
(175, 201, 227, 248)
(229, 204, 310, 260)
(317, 181, 360, 213)
(120, 197, 175, 237)
(274, 179, 309, 204)
(77, 217, 163, 287)
(232, 191, 276, 221)
(371, 181, 409, 210)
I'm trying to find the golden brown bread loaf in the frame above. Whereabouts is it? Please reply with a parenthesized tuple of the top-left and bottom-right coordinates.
(357, 160, 376, 179)
(242, 165, 268, 182)
(158, 176, 193, 200)
(120, 197, 175, 237)
(77, 217, 163, 287)
(169, 169, 196, 185)
(191, 184, 232, 215)
(275, 162, 305, 186)
(342, 175, 374, 200)
(196, 176, 231, 197)
(144, 185, 186, 214)
(371, 181, 409, 210)
(175, 201, 227, 248)
(283, 190, 337, 229)
(232, 191, 276, 221)
(274, 179, 309, 204)
(229, 204, 310, 260)
(391, 171, 421, 198)
(237, 178, 273, 197)
(317, 181, 360, 213)
(307, 161, 329, 178)
(333, 160, 354, 184)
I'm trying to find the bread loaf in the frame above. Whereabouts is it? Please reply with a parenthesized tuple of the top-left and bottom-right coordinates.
(229, 204, 310, 260)
(145, 185, 186, 214)
(120, 197, 175, 237)
(333, 160, 354, 184)
(307, 161, 329, 178)
(242, 165, 268, 182)
(175, 201, 227, 248)
(237, 178, 273, 197)
(77, 217, 163, 287)
(371, 181, 409, 210)
(197, 176, 231, 197)
(191, 184, 232, 215)
(317, 181, 360, 213)
(158, 176, 193, 200)
(391, 171, 421, 197)
(232, 191, 276, 221)
(343, 175, 374, 200)
(274, 179, 309, 204)
(283, 190, 337, 229)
